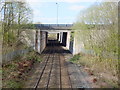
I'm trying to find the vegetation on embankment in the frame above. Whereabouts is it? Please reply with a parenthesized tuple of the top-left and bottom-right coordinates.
(2, 51, 43, 88)
(71, 2, 119, 88)
(70, 53, 119, 88)
(0, 0, 40, 88)
(0, 0, 34, 55)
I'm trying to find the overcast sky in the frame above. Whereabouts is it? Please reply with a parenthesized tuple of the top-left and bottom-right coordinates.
(26, 0, 103, 24)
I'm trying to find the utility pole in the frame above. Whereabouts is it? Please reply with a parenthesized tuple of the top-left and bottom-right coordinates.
(56, 3, 58, 26)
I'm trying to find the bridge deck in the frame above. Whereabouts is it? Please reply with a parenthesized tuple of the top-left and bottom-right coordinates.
(34, 24, 73, 30)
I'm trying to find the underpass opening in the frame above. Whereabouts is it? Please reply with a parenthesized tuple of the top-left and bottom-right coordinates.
(47, 32, 62, 46)
(42, 39, 71, 54)
(47, 32, 67, 47)
(48, 32, 58, 41)
(43, 31, 71, 54)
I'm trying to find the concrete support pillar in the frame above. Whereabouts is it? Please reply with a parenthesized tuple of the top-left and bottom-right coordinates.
(39, 31, 46, 53)
(58, 32, 61, 42)
(35, 30, 38, 51)
(62, 32, 67, 46)
(60, 32, 63, 43)
(34, 31, 36, 50)
(34, 30, 47, 54)
(57, 33, 59, 41)
(35, 30, 41, 53)
(40, 31, 42, 53)
(38, 30, 40, 53)
(46, 32, 48, 44)
(73, 36, 76, 55)
(66, 31, 71, 49)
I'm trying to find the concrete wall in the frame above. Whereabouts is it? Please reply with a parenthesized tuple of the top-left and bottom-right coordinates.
(70, 30, 93, 55)
(2, 49, 29, 63)
(69, 40, 73, 54)
(2, 29, 36, 63)
(72, 37, 84, 55)
(69, 32, 74, 54)
(20, 29, 36, 48)
(68, 31, 87, 55)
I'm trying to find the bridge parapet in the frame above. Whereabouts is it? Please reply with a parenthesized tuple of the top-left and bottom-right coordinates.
(34, 24, 73, 30)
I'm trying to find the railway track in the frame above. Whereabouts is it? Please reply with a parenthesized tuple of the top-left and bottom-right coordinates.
(25, 40, 91, 88)
(34, 41, 55, 89)
(33, 40, 72, 89)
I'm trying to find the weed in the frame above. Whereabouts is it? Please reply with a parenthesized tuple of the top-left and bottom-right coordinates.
(0, 69, 2, 73)
(70, 54, 81, 62)
(26, 52, 36, 60)
(26, 51, 43, 62)
(36, 58, 42, 62)
(4, 63, 17, 70)
(6, 80, 23, 88)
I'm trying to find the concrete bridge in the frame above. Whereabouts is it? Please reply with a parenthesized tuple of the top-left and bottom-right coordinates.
(26, 24, 80, 55)
(32, 24, 73, 53)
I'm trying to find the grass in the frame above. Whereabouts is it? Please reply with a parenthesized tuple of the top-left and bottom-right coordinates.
(26, 51, 43, 62)
(5, 80, 23, 88)
(69, 53, 119, 88)
(70, 54, 81, 62)
(3, 63, 17, 69)
(0, 69, 2, 73)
